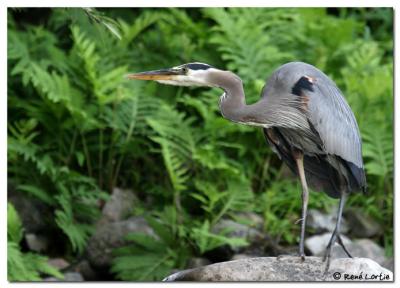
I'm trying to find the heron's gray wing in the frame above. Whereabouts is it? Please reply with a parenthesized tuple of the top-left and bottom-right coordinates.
(305, 76, 366, 191)
(307, 78, 362, 167)
(260, 62, 366, 194)
(268, 62, 363, 168)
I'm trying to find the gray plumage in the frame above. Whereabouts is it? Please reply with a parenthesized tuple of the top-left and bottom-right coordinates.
(215, 61, 366, 198)
(266, 62, 363, 168)
(259, 62, 366, 198)
(127, 60, 366, 264)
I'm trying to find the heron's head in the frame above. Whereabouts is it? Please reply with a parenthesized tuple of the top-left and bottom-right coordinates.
(126, 62, 224, 87)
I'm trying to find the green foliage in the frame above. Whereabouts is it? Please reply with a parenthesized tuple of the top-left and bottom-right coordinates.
(7, 203, 23, 244)
(8, 7, 393, 281)
(147, 104, 196, 193)
(111, 209, 189, 281)
(8, 203, 63, 281)
(363, 126, 393, 178)
(112, 206, 190, 281)
(203, 9, 295, 79)
(337, 35, 393, 256)
(111, 232, 178, 281)
(257, 180, 336, 244)
(83, 8, 122, 40)
(191, 220, 248, 254)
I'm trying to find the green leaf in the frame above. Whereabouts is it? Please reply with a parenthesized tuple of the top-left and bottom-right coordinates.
(111, 252, 173, 281)
(123, 232, 164, 253)
(54, 190, 94, 254)
(7, 203, 23, 244)
(75, 151, 85, 167)
(17, 184, 55, 205)
(191, 220, 248, 254)
(83, 8, 122, 40)
(7, 242, 64, 281)
(145, 215, 175, 247)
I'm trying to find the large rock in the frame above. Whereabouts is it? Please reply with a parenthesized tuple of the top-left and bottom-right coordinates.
(340, 239, 386, 267)
(305, 233, 352, 256)
(234, 212, 264, 229)
(86, 216, 155, 269)
(47, 258, 70, 270)
(73, 260, 99, 281)
(305, 234, 387, 267)
(307, 209, 348, 234)
(345, 208, 382, 238)
(100, 188, 137, 224)
(163, 257, 392, 281)
(206, 219, 265, 261)
(25, 233, 49, 253)
(8, 187, 51, 233)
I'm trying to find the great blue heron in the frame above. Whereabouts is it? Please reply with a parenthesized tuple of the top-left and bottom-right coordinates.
(127, 61, 367, 268)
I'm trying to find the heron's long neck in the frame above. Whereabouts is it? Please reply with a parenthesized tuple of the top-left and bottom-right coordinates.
(218, 74, 270, 127)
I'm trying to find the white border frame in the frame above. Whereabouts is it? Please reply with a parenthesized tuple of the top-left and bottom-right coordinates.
(1, 1, 398, 287)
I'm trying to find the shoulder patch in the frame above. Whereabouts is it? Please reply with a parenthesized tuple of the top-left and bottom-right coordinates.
(292, 76, 315, 96)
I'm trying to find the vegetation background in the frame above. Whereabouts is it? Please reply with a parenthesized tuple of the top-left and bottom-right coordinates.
(7, 7, 393, 281)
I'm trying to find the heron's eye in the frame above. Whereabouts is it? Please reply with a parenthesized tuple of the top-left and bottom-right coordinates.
(182, 66, 189, 74)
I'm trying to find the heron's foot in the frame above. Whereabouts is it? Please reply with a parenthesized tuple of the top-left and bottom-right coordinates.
(337, 234, 353, 258)
(294, 217, 304, 225)
(276, 254, 293, 261)
(322, 230, 352, 273)
(323, 233, 352, 261)
(277, 253, 306, 262)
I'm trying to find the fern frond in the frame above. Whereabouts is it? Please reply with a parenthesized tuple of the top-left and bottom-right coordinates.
(8, 138, 55, 178)
(342, 40, 393, 106)
(8, 118, 39, 145)
(83, 8, 122, 40)
(8, 242, 64, 281)
(202, 8, 294, 82)
(24, 253, 64, 280)
(111, 227, 175, 281)
(29, 63, 71, 103)
(54, 188, 94, 254)
(102, 91, 161, 137)
(212, 177, 254, 225)
(8, 203, 64, 281)
(191, 220, 248, 254)
(147, 104, 197, 192)
(71, 25, 99, 75)
(362, 124, 393, 178)
(119, 11, 165, 47)
(111, 252, 172, 281)
(17, 184, 55, 206)
(8, 242, 40, 281)
(7, 203, 23, 244)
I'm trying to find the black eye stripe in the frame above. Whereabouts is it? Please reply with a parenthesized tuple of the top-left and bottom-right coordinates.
(186, 63, 213, 70)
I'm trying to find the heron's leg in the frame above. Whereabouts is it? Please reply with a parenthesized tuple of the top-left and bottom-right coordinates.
(323, 192, 350, 272)
(294, 152, 309, 261)
(337, 235, 352, 258)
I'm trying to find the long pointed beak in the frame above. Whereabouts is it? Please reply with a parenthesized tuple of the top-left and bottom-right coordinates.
(126, 68, 182, 81)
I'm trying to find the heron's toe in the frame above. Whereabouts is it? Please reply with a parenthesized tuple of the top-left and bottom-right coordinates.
(276, 254, 292, 261)
(276, 254, 306, 263)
